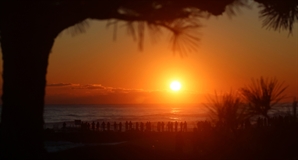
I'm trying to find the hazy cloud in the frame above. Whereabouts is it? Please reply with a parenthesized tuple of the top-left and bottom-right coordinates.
(71, 84, 106, 90)
(67, 83, 148, 93)
(45, 83, 202, 104)
(47, 83, 73, 87)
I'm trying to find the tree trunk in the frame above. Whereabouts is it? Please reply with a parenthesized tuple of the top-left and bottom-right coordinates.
(0, 26, 55, 159)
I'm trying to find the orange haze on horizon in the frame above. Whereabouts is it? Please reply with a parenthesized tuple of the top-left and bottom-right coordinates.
(0, 3, 297, 104)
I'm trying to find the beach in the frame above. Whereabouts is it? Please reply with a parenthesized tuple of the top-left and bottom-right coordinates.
(1, 104, 296, 159)
(44, 120, 297, 160)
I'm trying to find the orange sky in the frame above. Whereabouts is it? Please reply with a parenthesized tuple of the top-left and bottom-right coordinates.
(0, 3, 297, 104)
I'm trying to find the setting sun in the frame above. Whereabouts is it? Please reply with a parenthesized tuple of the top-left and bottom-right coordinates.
(170, 81, 181, 91)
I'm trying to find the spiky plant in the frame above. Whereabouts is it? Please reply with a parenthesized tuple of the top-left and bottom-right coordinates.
(256, 0, 298, 33)
(204, 91, 249, 132)
(240, 77, 288, 119)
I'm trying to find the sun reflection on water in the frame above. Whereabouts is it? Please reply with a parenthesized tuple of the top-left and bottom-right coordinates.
(170, 108, 181, 121)
(171, 108, 181, 114)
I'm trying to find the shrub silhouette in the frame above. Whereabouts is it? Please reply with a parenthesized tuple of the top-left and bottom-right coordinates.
(204, 91, 249, 133)
(240, 77, 288, 119)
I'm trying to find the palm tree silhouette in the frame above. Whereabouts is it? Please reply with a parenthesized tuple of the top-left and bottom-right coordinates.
(0, 0, 297, 158)
(204, 91, 249, 133)
(240, 77, 288, 119)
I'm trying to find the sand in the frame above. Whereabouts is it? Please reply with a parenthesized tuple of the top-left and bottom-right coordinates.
(44, 125, 297, 160)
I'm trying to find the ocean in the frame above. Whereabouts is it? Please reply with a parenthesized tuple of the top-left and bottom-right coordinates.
(0, 103, 293, 129)
(43, 104, 208, 128)
(0, 103, 294, 152)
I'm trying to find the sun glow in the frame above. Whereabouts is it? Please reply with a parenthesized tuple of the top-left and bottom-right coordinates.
(170, 81, 181, 91)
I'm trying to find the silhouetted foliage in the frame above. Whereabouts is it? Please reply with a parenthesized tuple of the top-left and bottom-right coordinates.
(256, 0, 298, 33)
(0, 1, 297, 54)
(204, 91, 249, 132)
(240, 77, 288, 119)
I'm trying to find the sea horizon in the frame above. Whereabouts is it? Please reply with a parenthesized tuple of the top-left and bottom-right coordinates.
(0, 102, 293, 125)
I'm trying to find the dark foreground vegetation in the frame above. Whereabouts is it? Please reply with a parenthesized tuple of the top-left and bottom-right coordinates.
(44, 118, 297, 160)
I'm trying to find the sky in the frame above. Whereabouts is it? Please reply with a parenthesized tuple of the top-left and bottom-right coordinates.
(1, 2, 297, 104)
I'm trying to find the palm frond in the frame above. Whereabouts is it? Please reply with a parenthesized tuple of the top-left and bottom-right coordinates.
(258, 1, 298, 34)
(240, 77, 288, 118)
(204, 90, 248, 131)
